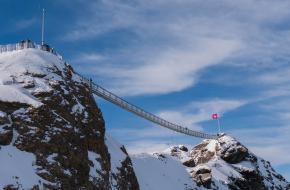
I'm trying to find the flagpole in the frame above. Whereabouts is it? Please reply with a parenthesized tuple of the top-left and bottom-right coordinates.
(217, 118, 221, 134)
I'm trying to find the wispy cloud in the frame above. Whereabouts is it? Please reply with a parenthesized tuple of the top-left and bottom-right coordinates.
(65, 0, 290, 96)
(231, 125, 290, 166)
(158, 99, 247, 130)
(74, 53, 105, 63)
(96, 39, 240, 96)
(255, 68, 290, 86)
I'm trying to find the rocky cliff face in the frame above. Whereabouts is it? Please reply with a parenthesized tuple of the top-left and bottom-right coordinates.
(161, 135, 289, 190)
(0, 49, 139, 190)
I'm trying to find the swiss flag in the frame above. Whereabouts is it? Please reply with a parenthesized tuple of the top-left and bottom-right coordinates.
(212, 113, 219, 120)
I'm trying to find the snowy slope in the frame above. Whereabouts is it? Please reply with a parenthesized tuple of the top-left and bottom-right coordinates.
(131, 153, 197, 190)
(106, 135, 127, 173)
(0, 145, 46, 189)
(0, 49, 70, 107)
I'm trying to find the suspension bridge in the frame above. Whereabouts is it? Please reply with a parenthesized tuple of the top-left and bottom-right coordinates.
(0, 40, 218, 139)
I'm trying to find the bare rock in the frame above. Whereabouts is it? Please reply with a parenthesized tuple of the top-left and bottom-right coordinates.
(183, 158, 195, 167)
(0, 129, 13, 145)
(192, 166, 212, 189)
(190, 140, 217, 165)
(0, 111, 8, 125)
(179, 145, 188, 152)
(218, 136, 248, 164)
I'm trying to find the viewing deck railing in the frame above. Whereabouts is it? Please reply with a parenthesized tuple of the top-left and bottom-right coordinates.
(0, 41, 63, 60)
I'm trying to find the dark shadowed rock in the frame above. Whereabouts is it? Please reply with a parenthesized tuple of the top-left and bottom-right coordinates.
(218, 135, 249, 164)
(179, 145, 188, 152)
(183, 158, 195, 167)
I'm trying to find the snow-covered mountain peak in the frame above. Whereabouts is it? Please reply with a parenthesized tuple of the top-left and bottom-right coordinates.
(0, 48, 65, 76)
(0, 48, 80, 107)
(132, 135, 289, 190)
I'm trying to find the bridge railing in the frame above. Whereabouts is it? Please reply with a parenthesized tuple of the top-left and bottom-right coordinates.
(75, 73, 217, 139)
(92, 83, 217, 139)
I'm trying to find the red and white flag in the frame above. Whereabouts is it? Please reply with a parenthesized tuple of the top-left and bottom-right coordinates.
(212, 113, 219, 120)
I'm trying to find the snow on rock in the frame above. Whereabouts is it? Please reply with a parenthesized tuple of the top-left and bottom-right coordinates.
(88, 151, 102, 180)
(105, 135, 139, 189)
(46, 153, 58, 164)
(0, 85, 41, 107)
(188, 135, 289, 189)
(0, 110, 7, 118)
(162, 145, 191, 163)
(218, 135, 249, 164)
(71, 100, 85, 114)
(0, 48, 77, 107)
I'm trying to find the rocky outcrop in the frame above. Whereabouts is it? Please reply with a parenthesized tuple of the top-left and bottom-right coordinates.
(0, 49, 139, 189)
(166, 135, 289, 190)
(191, 166, 212, 188)
(218, 135, 249, 164)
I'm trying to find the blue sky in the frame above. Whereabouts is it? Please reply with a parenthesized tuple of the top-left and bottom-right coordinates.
(1, 0, 290, 179)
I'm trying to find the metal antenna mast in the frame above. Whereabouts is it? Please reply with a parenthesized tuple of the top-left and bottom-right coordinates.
(41, 8, 45, 45)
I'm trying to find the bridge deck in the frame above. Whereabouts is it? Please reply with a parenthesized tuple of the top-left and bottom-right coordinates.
(77, 74, 218, 139)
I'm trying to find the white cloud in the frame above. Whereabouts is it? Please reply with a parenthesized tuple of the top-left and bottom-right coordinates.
(65, 0, 290, 96)
(107, 39, 240, 96)
(255, 68, 290, 85)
